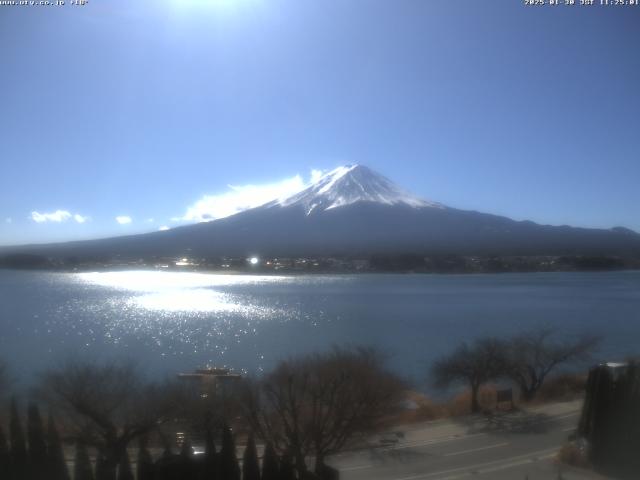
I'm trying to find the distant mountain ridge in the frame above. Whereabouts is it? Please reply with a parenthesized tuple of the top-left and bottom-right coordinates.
(3, 165, 640, 260)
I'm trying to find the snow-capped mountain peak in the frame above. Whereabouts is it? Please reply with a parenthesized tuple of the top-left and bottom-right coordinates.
(271, 164, 442, 215)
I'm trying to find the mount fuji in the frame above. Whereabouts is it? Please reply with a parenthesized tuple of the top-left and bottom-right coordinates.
(265, 165, 441, 214)
(5, 165, 640, 260)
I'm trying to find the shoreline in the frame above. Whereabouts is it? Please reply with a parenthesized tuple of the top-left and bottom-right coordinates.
(2, 264, 640, 276)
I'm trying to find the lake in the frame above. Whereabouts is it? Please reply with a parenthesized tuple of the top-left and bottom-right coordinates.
(1, 269, 639, 386)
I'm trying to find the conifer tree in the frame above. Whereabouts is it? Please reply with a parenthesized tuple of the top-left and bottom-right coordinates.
(220, 424, 240, 480)
(204, 428, 218, 480)
(180, 438, 196, 480)
(27, 403, 47, 480)
(74, 442, 94, 480)
(47, 414, 70, 480)
(95, 453, 111, 480)
(242, 434, 260, 480)
(0, 424, 13, 480)
(10, 398, 28, 480)
(116, 450, 134, 480)
(156, 445, 181, 480)
(180, 438, 195, 457)
(157, 445, 174, 480)
(136, 437, 154, 480)
(260, 443, 279, 480)
(160, 444, 173, 461)
(154, 447, 171, 480)
(279, 452, 296, 480)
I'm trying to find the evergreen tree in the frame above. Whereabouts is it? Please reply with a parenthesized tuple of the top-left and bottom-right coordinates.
(0, 424, 13, 480)
(47, 414, 70, 480)
(154, 447, 172, 480)
(27, 403, 47, 480)
(155, 446, 180, 480)
(279, 452, 295, 480)
(220, 425, 240, 480)
(95, 453, 113, 480)
(116, 450, 134, 480)
(10, 398, 28, 480)
(260, 443, 279, 480)
(242, 434, 260, 480)
(203, 428, 218, 480)
(74, 442, 94, 480)
(180, 438, 195, 457)
(179, 438, 196, 480)
(136, 437, 154, 480)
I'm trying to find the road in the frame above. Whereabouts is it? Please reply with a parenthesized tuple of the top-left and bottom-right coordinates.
(329, 400, 607, 480)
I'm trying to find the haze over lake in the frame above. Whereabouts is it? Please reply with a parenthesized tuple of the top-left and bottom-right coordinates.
(2, 269, 639, 385)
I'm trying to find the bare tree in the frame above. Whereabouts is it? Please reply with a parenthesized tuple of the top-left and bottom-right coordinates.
(40, 360, 178, 480)
(505, 328, 599, 401)
(242, 346, 406, 476)
(431, 337, 508, 413)
(167, 372, 242, 443)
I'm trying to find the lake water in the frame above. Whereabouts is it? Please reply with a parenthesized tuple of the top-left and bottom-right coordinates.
(1, 269, 639, 386)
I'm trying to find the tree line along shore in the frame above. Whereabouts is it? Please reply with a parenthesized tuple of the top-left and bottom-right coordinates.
(2, 252, 639, 274)
(0, 328, 609, 480)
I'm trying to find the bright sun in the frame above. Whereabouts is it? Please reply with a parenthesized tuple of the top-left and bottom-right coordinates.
(170, 0, 245, 9)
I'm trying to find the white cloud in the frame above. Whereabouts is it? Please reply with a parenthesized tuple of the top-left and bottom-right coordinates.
(159, 225, 170, 231)
(5, 217, 12, 224)
(310, 169, 325, 184)
(116, 216, 133, 225)
(146, 218, 155, 223)
(31, 210, 72, 223)
(31, 210, 90, 224)
(179, 171, 324, 223)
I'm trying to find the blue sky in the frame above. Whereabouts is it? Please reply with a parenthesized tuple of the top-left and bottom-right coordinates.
(1, 0, 639, 246)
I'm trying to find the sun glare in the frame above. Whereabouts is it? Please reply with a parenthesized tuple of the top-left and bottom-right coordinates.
(168, 0, 254, 11)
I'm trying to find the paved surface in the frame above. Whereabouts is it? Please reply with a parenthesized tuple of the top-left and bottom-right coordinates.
(329, 400, 608, 480)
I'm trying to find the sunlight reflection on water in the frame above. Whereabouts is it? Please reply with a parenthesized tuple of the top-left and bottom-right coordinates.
(65, 270, 320, 366)
(2, 269, 638, 382)
(76, 270, 291, 313)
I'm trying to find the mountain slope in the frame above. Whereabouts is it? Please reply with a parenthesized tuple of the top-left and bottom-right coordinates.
(265, 165, 441, 214)
(3, 165, 640, 259)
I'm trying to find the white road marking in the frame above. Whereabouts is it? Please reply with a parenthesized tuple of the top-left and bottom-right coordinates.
(341, 440, 509, 472)
(436, 453, 557, 480)
(338, 409, 581, 475)
(442, 442, 509, 457)
(391, 447, 560, 480)
(376, 433, 487, 452)
(341, 464, 377, 472)
(373, 410, 577, 455)
(554, 412, 580, 420)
